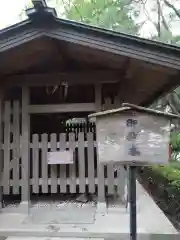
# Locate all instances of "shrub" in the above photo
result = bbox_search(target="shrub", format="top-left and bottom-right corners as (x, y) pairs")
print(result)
(139, 164), (180, 223)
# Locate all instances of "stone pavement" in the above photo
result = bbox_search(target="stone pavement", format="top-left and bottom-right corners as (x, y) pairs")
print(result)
(0, 182), (178, 240)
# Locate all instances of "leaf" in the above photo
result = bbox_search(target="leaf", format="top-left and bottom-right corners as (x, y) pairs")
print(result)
(172, 35), (180, 45)
(64, 0), (140, 35)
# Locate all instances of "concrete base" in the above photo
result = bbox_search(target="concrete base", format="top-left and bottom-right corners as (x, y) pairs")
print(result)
(96, 202), (107, 215)
(0, 191), (2, 210)
(18, 202), (30, 214)
(4, 235), (180, 240)
(7, 238), (104, 240)
(0, 182), (178, 240)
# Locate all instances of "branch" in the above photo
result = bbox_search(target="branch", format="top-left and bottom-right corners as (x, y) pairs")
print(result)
(131, 0), (147, 3)
(173, 91), (180, 102)
(71, 2), (84, 22)
(61, 0), (84, 22)
(140, 1), (160, 34)
(163, 0), (180, 19)
(157, 0), (171, 32)
(143, 5), (159, 33)
(166, 94), (180, 115)
(157, 0), (161, 37)
(60, 0), (69, 15)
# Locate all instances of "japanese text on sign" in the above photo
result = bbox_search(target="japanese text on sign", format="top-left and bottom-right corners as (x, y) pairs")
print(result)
(126, 118), (141, 156)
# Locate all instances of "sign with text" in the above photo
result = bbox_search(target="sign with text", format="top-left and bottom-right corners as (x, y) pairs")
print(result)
(47, 151), (73, 164)
(96, 112), (170, 165)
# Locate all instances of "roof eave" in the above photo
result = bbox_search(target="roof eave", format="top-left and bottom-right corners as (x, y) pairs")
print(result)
(0, 8), (180, 72)
(88, 103), (180, 119)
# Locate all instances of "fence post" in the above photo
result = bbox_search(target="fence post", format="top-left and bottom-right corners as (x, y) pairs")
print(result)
(3, 101), (10, 195)
(0, 91), (4, 209)
(95, 83), (106, 214)
(20, 86), (30, 213)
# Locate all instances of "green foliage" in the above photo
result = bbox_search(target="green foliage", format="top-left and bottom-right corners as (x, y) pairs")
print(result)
(170, 132), (180, 152)
(169, 161), (180, 170)
(65, 0), (140, 35)
(140, 165), (180, 223)
(151, 164), (180, 183)
(171, 35), (180, 45)
(149, 164), (180, 198)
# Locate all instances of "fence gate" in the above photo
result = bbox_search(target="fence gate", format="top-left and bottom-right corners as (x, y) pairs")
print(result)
(1, 99), (125, 202)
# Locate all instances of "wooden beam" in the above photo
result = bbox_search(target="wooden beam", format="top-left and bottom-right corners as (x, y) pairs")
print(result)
(28, 103), (96, 114)
(49, 27), (180, 70)
(2, 177), (122, 187)
(1, 71), (121, 87)
(95, 83), (102, 111)
(142, 72), (180, 107)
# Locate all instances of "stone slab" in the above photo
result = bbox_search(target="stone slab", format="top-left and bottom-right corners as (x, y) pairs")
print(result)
(0, 182), (178, 240)
(7, 238), (104, 240)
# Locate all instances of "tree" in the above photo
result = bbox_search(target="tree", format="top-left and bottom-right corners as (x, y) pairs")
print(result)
(63, 0), (141, 35)
(131, 0), (180, 44)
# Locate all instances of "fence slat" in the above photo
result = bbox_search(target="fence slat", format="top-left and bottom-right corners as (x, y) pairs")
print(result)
(0, 97), (3, 208)
(59, 133), (66, 193)
(21, 86), (30, 203)
(87, 132), (95, 193)
(50, 133), (58, 193)
(3, 101), (11, 194)
(32, 134), (39, 193)
(12, 101), (20, 194)
(114, 96), (120, 108)
(41, 134), (48, 193)
(78, 132), (85, 193)
(107, 164), (114, 195)
(98, 161), (105, 201)
(117, 166), (125, 199)
(69, 133), (76, 193)
(104, 98), (112, 110)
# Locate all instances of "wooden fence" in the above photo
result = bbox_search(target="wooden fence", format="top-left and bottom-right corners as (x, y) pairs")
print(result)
(1, 100), (125, 199)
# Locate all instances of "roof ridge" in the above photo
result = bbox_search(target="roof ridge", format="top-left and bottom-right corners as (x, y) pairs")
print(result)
(26, 0), (57, 20)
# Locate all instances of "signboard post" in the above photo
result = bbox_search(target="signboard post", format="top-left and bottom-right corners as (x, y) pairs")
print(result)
(89, 102), (179, 240)
(126, 116), (139, 240)
(129, 165), (136, 240)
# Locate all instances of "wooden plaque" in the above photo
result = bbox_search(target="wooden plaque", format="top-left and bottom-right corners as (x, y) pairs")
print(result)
(47, 151), (73, 164)
(96, 113), (170, 165)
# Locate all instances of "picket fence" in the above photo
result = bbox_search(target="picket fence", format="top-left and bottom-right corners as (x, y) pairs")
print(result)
(1, 100), (125, 199)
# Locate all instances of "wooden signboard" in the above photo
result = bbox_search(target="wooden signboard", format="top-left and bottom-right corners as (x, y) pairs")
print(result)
(47, 151), (73, 164)
(89, 103), (179, 240)
(96, 112), (170, 165)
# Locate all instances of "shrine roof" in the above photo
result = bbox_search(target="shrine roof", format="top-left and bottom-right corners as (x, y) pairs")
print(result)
(1, 1), (180, 106)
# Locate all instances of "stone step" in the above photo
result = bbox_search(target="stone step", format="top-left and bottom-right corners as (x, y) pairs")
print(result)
(6, 235), (180, 240)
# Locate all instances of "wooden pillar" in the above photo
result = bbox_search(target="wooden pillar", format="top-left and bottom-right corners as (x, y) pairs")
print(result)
(20, 86), (30, 213)
(117, 87), (126, 202)
(95, 83), (105, 202)
(0, 90), (4, 209)
(95, 83), (102, 112)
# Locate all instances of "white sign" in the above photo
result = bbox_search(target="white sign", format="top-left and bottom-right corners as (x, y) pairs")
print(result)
(47, 151), (74, 164)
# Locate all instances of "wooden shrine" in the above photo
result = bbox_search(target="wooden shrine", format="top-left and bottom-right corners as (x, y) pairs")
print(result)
(0, 0), (180, 210)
